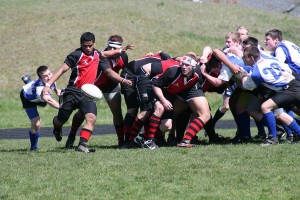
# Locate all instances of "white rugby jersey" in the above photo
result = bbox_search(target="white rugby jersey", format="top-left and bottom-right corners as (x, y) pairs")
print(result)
(243, 54), (295, 91)
(22, 79), (57, 102)
(274, 40), (300, 75)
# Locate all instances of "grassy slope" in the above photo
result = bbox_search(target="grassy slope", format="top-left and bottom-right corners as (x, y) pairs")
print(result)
(0, 0), (299, 128)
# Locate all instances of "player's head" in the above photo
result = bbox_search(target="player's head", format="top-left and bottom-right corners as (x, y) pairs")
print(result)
(80, 32), (95, 55)
(225, 32), (241, 48)
(242, 37), (258, 50)
(243, 46), (260, 66)
(37, 65), (53, 83)
(265, 29), (282, 51)
(236, 26), (249, 41)
(107, 35), (123, 50)
(181, 54), (197, 77)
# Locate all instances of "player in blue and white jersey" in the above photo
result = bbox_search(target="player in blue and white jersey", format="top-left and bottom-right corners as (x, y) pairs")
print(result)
(265, 29), (300, 75)
(242, 46), (300, 146)
(20, 66), (61, 150)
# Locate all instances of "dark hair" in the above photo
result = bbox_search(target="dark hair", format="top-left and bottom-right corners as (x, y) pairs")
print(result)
(242, 37), (258, 47)
(265, 29), (283, 41)
(36, 65), (48, 78)
(80, 32), (95, 44)
(108, 35), (123, 43)
(243, 46), (260, 60)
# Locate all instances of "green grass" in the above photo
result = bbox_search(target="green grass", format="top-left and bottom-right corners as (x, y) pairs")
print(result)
(1, 129), (300, 200)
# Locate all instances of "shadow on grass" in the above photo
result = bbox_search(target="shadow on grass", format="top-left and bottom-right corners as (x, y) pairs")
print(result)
(0, 148), (29, 153)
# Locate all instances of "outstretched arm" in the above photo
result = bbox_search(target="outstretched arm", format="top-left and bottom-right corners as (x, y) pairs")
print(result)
(42, 63), (70, 96)
(212, 48), (242, 74)
(200, 64), (227, 87)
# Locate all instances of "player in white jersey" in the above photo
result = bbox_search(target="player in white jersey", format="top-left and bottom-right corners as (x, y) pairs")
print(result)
(265, 29), (300, 75)
(20, 66), (61, 150)
(242, 46), (300, 146)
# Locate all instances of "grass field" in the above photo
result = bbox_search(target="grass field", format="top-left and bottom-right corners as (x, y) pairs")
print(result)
(1, 0), (300, 199)
(1, 130), (300, 200)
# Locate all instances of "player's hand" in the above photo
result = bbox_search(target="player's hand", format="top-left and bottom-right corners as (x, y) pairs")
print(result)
(199, 56), (208, 64)
(161, 99), (173, 111)
(200, 64), (207, 75)
(231, 65), (242, 74)
(42, 86), (52, 96)
(121, 79), (133, 87)
(121, 43), (135, 52)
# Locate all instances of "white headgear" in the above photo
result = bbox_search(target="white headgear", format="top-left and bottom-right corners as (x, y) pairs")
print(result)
(181, 56), (197, 67)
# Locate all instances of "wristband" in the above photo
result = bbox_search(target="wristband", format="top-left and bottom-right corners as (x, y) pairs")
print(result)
(121, 78), (125, 83)
(45, 83), (51, 87)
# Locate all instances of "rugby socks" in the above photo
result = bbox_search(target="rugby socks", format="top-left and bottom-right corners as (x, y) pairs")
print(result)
(115, 124), (124, 143)
(68, 113), (84, 139)
(79, 128), (93, 145)
(123, 113), (136, 142)
(183, 118), (204, 142)
(287, 120), (300, 136)
(155, 128), (165, 141)
(129, 117), (144, 141)
(281, 123), (293, 136)
(29, 131), (40, 150)
(148, 114), (161, 139)
(235, 112), (251, 139)
(142, 118), (149, 138)
(212, 108), (225, 126)
(204, 116), (217, 138)
(255, 119), (266, 138)
(263, 112), (277, 138)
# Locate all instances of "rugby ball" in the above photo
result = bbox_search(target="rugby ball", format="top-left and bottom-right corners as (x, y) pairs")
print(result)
(81, 84), (103, 100)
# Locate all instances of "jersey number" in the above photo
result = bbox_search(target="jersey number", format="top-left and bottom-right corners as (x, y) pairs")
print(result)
(263, 63), (285, 80)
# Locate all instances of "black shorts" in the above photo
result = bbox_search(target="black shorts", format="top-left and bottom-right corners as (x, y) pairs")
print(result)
(57, 87), (97, 124)
(20, 90), (47, 109)
(177, 84), (205, 102)
(122, 84), (139, 110)
(271, 79), (300, 108)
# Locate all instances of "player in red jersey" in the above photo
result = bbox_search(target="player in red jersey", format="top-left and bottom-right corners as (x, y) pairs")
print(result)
(151, 53), (211, 148)
(121, 52), (170, 147)
(127, 53), (181, 148)
(94, 35), (133, 147)
(42, 32), (133, 153)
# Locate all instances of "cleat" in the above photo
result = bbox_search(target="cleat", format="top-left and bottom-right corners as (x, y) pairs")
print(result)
(261, 137), (279, 147)
(253, 134), (267, 140)
(65, 136), (75, 149)
(166, 137), (177, 147)
(282, 135), (293, 144)
(21, 74), (31, 84)
(209, 133), (231, 144)
(155, 138), (167, 147)
(30, 147), (38, 151)
(144, 139), (159, 150)
(177, 140), (195, 148)
(77, 144), (95, 153)
(231, 136), (252, 144)
(53, 128), (63, 142)
(191, 136), (208, 145)
(127, 140), (143, 149)
(133, 134), (145, 148)
(118, 141), (124, 148)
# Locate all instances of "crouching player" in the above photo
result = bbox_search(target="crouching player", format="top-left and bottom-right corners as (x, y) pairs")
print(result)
(20, 66), (60, 151)
(151, 53), (211, 148)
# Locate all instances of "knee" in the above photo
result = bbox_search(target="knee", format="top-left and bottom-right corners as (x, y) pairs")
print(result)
(200, 113), (211, 124)
(86, 114), (97, 124)
(154, 103), (165, 116)
(160, 119), (172, 132)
